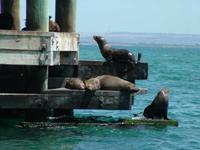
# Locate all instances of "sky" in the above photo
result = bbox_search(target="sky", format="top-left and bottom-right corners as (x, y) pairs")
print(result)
(19, 0), (200, 34)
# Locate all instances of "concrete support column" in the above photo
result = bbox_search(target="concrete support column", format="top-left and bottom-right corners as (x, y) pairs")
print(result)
(56, 0), (76, 32)
(26, 0), (49, 31)
(1, 0), (20, 30)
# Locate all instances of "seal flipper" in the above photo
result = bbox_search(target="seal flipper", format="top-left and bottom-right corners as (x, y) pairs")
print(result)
(143, 104), (154, 119)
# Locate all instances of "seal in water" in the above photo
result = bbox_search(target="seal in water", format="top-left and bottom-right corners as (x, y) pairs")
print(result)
(65, 78), (85, 90)
(143, 89), (169, 120)
(93, 35), (135, 64)
(84, 75), (139, 93)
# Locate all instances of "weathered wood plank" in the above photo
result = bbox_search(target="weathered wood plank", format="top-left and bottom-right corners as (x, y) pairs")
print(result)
(0, 89), (132, 110)
(0, 30), (79, 65)
(0, 30), (79, 51)
(49, 61), (148, 81)
(79, 61), (148, 80)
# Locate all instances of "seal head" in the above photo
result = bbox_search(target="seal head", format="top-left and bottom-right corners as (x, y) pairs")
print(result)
(65, 78), (85, 90)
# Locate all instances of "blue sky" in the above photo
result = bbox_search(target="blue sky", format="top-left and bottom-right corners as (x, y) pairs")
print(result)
(19, 0), (200, 34)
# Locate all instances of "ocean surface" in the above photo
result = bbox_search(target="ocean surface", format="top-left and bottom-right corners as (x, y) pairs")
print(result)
(0, 41), (200, 149)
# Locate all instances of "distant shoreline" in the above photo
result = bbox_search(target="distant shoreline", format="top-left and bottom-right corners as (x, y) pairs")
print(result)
(79, 32), (200, 48)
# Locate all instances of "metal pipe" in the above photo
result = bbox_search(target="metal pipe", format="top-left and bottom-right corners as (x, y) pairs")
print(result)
(56, 0), (76, 32)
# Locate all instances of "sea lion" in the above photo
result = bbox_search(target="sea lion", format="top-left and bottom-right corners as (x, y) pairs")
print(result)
(84, 77), (101, 91)
(84, 75), (139, 93)
(49, 16), (60, 32)
(93, 35), (135, 64)
(65, 78), (85, 90)
(143, 89), (169, 120)
(0, 13), (13, 29)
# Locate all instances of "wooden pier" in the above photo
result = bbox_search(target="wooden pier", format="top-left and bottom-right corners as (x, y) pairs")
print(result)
(0, 0), (148, 122)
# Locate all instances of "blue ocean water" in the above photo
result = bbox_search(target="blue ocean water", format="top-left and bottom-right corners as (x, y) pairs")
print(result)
(0, 44), (200, 150)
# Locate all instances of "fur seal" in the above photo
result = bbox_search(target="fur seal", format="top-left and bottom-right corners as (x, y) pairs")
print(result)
(65, 78), (85, 90)
(84, 75), (139, 93)
(49, 16), (60, 32)
(0, 13), (13, 30)
(84, 77), (101, 91)
(93, 35), (135, 64)
(143, 89), (169, 120)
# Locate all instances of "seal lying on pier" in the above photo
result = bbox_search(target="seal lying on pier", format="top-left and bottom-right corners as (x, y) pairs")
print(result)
(143, 89), (169, 120)
(93, 35), (136, 64)
(84, 75), (139, 93)
(65, 78), (85, 90)
(0, 13), (13, 29)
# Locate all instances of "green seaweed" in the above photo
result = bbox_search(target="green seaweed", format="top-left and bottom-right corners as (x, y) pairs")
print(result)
(19, 116), (178, 128)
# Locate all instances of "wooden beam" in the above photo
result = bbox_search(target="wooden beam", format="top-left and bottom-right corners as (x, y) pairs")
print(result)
(1, 0), (20, 30)
(56, 0), (76, 32)
(78, 61), (148, 80)
(0, 89), (132, 110)
(49, 61), (148, 82)
(0, 31), (79, 65)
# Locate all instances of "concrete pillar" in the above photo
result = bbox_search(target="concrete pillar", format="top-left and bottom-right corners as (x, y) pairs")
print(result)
(56, 0), (76, 32)
(26, 0), (49, 31)
(1, 0), (20, 30)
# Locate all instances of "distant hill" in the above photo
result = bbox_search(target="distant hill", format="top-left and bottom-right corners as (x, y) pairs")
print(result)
(79, 32), (200, 48)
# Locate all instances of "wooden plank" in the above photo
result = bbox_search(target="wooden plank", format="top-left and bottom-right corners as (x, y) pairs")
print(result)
(0, 30), (79, 65)
(49, 61), (148, 80)
(79, 61), (148, 80)
(0, 30), (79, 51)
(0, 89), (132, 110)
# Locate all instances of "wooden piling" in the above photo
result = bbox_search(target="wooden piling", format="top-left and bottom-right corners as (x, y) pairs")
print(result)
(55, 0), (76, 32)
(55, 0), (77, 118)
(1, 0), (20, 30)
(26, 0), (49, 31)
(25, 0), (49, 121)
